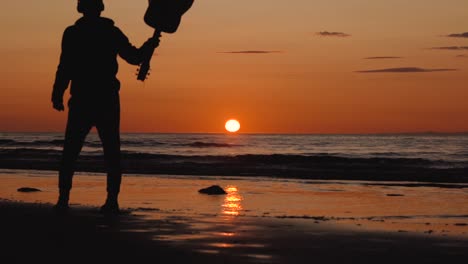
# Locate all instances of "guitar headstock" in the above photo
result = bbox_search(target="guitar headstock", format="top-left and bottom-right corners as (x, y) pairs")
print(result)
(137, 62), (151, 81)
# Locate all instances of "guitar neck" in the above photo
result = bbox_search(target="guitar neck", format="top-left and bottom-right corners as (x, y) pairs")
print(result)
(137, 30), (162, 81)
(153, 29), (162, 39)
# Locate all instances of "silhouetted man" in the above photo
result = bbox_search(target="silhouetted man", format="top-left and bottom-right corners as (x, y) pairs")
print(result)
(52, 0), (158, 213)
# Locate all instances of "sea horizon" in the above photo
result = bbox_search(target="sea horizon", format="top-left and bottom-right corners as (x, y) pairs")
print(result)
(2, 131), (468, 136)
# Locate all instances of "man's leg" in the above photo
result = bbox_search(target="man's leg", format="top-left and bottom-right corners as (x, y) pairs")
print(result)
(56, 104), (92, 208)
(96, 95), (121, 212)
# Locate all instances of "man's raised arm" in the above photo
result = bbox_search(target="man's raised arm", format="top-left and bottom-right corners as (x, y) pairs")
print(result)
(115, 28), (159, 66)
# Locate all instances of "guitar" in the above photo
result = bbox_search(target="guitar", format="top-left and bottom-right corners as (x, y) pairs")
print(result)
(137, 0), (195, 81)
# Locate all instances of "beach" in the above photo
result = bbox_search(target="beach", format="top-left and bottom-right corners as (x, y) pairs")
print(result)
(1, 170), (468, 263)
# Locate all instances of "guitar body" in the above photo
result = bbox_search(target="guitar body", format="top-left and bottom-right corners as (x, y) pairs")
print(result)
(144, 0), (194, 33)
(137, 0), (194, 81)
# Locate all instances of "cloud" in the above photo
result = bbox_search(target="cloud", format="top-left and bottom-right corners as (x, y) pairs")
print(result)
(356, 67), (458, 73)
(446, 32), (468, 38)
(364, 56), (402, 60)
(316, 31), (351, 37)
(218, 50), (283, 54)
(431, 46), (468, 50)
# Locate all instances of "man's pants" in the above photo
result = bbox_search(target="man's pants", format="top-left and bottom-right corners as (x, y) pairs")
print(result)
(58, 94), (121, 198)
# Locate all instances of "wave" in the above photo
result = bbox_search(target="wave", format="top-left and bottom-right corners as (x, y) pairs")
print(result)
(175, 141), (242, 148)
(0, 148), (467, 183)
(33, 140), (65, 146)
(0, 139), (64, 147)
(0, 139), (15, 145)
(0, 148), (459, 165)
(0, 139), (232, 148)
(367, 152), (403, 157)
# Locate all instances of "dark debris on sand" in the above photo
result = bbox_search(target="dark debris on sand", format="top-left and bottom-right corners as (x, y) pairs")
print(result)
(198, 185), (227, 195)
(17, 187), (41, 192)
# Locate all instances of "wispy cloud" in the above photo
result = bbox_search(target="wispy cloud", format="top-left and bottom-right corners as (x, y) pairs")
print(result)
(364, 56), (402, 60)
(431, 46), (468, 50)
(316, 31), (351, 37)
(446, 32), (468, 38)
(218, 50), (283, 54)
(356, 67), (458, 73)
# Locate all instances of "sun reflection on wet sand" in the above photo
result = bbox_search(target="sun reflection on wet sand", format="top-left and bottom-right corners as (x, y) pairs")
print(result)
(214, 232), (235, 237)
(222, 186), (243, 216)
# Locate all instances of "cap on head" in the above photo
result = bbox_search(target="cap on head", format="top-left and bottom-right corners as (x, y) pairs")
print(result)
(77, 0), (105, 14)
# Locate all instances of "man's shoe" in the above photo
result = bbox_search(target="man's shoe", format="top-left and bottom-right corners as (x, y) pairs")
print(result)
(53, 190), (70, 213)
(99, 200), (120, 215)
(53, 201), (69, 214)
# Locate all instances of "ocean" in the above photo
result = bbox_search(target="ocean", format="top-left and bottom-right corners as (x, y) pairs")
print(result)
(1, 133), (467, 240)
(0, 133), (467, 182)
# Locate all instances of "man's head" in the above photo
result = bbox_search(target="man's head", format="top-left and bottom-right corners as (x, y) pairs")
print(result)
(77, 0), (105, 16)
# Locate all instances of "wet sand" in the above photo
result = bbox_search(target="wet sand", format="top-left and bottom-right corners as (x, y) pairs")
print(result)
(1, 200), (468, 264)
(1, 170), (468, 263)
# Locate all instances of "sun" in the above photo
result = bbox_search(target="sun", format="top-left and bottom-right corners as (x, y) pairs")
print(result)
(225, 119), (240, 133)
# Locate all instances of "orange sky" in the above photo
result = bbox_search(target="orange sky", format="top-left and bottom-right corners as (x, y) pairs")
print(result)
(1, 0), (467, 133)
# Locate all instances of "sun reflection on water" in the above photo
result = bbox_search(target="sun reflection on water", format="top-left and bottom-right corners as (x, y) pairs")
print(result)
(222, 186), (243, 216)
